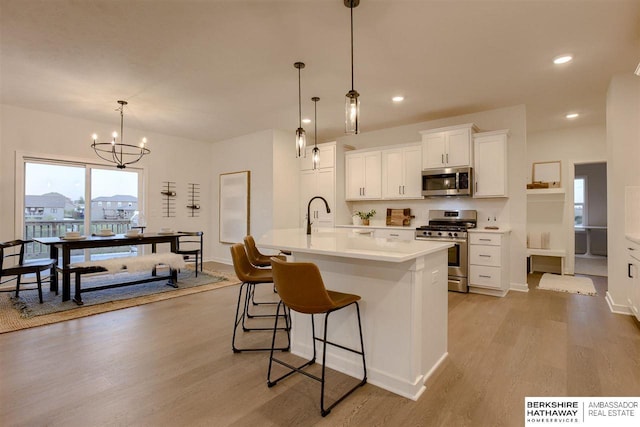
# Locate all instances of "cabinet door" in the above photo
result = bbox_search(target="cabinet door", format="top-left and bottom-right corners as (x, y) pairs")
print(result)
(300, 143), (336, 170)
(445, 128), (471, 167)
(402, 145), (423, 197)
(422, 133), (446, 169)
(382, 149), (404, 198)
(345, 154), (365, 200)
(315, 168), (335, 227)
(474, 132), (507, 198)
(362, 151), (382, 199)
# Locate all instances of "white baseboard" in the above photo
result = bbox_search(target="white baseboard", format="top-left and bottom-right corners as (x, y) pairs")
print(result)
(510, 282), (529, 292)
(605, 291), (633, 315)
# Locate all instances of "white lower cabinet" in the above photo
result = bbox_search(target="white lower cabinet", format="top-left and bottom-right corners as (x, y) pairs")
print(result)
(626, 238), (640, 321)
(373, 228), (415, 241)
(468, 230), (510, 297)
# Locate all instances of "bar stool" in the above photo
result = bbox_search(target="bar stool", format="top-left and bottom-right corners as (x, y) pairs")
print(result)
(243, 235), (286, 267)
(267, 257), (367, 417)
(243, 235), (285, 305)
(229, 243), (290, 353)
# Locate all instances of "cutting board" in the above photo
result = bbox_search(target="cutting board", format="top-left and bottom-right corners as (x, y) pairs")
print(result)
(386, 208), (412, 226)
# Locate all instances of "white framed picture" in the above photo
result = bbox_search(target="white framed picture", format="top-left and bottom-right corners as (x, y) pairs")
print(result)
(219, 171), (250, 243)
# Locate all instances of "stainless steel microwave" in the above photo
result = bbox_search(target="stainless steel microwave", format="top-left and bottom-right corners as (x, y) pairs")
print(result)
(421, 167), (473, 197)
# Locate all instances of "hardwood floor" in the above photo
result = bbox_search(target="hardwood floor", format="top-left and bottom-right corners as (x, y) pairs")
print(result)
(0, 267), (638, 426)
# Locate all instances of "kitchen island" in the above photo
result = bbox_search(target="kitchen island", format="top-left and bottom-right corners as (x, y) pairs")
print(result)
(258, 228), (452, 400)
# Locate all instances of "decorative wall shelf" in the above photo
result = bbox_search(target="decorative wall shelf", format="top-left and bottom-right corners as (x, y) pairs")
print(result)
(161, 181), (176, 218)
(187, 183), (201, 217)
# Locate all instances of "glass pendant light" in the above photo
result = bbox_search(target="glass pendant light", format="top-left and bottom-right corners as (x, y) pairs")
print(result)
(345, 0), (360, 135)
(311, 96), (320, 170)
(294, 62), (307, 157)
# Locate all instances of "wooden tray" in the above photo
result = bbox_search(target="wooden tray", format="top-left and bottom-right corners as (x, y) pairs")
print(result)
(386, 208), (412, 226)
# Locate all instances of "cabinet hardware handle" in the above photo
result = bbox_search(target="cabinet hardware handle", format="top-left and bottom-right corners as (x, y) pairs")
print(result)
(479, 238), (491, 241)
(399, 185), (402, 194)
(390, 233), (399, 237)
(629, 263), (634, 279)
(479, 275), (491, 278)
(402, 185), (405, 194)
(629, 247), (636, 251)
(446, 153), (449, 163)
(479, 254), (491, 257)
(441, 154), (444, 164)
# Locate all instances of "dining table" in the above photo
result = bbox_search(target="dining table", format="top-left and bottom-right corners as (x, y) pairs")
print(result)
(33, 232), (183, 301)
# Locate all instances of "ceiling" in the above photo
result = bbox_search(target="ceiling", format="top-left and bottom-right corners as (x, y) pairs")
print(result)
(1, 0), (639, 144)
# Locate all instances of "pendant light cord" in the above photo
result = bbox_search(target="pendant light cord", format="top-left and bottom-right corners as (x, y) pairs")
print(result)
(298, 66), (302, 128)
(314, 99), (317, 147)
(350, 2), (355, 91)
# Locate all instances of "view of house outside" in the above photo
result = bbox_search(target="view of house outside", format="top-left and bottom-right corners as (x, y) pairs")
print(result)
(24, 162), (140, 260)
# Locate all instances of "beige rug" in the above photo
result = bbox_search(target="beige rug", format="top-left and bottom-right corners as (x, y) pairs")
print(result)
(537, 273), (597, 296)
(0, 263), (239, 334)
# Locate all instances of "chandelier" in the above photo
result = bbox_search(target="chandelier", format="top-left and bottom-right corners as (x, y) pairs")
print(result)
(91, 100), (150, 169)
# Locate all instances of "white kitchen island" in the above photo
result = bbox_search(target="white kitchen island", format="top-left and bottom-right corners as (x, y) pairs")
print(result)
(258, 228), (452, 400)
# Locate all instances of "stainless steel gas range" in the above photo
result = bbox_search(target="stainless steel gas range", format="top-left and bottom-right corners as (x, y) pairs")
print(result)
(415, 209), (477, 292)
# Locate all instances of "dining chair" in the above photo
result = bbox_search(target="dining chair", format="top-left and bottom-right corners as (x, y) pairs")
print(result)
(229, 243), (289, 353)
(0, 239), (56, 304)
(267, 257), (367, 417)
(176, 231), (203, 276)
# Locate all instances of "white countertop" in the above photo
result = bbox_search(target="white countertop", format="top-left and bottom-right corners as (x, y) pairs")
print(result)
(626, 234), (640, 245)
(258, 228), (452, 263)
(468, 227), (511, 234)
(335, 224), (420, 231)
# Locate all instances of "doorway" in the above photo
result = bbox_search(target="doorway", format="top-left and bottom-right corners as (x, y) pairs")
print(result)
(573, 161), (607, 277)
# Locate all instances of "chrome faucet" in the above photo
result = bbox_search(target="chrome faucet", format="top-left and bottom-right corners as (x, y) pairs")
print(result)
(306, 196), (331, 235)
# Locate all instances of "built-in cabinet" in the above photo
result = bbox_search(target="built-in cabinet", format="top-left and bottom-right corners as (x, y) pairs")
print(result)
(420, 123), (477, 169)
(345, 150), (382, 200)
(473, 130), (508, 198)
(626, 237), (640, 321)
(300, 142), (336, 228)
(373, 228), (415, 240)
(381, 144), (422, 199)
(468, 230), (511, 297)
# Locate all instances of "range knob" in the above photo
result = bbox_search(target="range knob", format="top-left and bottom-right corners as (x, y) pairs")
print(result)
(448, 232), (453, 237)
(437, 232), (442, 236)
(453, 232), (458, 237)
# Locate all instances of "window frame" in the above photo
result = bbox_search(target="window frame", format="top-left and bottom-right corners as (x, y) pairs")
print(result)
(574, 175), (587, 227)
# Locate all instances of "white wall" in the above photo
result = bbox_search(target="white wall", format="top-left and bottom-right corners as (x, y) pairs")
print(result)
(208, 129), (299, 263)
(0, 104), (212, 252)
(527, 125), (607, 273)
(606, 73), (640, 313)
(336, 105), (529, 290)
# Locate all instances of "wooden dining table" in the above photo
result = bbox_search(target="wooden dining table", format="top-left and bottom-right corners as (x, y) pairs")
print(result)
(33, 232), (183, 301)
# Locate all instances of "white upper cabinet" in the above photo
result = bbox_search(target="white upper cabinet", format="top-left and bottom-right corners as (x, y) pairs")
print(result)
(381, 144), (422, 199)
(299, 143), (336, 171)
(345, 150), (382, 200)
(473, 130), (509, 198)
(420, 123), (477, 169)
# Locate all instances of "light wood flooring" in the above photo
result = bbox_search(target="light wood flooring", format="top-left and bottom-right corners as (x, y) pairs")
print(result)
(0, 265), (638, 426)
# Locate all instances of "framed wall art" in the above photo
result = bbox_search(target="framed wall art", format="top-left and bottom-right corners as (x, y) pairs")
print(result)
(219, 171), (250, 243)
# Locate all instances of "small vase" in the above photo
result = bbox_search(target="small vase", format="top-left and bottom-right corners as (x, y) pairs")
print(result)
(362, 219), (370, 226)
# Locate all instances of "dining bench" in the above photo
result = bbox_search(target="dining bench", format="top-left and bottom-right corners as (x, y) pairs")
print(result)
(69, 253), (186, 305)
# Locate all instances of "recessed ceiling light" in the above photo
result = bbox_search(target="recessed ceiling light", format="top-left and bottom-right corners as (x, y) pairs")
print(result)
(392, 96), (404, 102)
(553, 55), (573, 65)
(566, 113), (579, 119)
(302, 118), (311, 124)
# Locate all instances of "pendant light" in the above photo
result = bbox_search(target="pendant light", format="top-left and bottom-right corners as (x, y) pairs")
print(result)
(311, 96), (320, 170)
(345, 0), (360, 135)
(294, 62), (307, 157)
(91, 100), (150, 169)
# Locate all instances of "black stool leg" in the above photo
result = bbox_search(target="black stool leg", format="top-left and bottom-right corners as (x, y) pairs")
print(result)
(36, 270), (43, 304)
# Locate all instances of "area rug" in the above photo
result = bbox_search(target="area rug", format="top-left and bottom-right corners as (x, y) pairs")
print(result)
(0, 263), (239, 333)
(537, 273), (597, 296)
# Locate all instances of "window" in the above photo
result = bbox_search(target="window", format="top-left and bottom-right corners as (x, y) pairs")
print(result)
(574, 176), (586, 226)
(20, 156), (143, 261)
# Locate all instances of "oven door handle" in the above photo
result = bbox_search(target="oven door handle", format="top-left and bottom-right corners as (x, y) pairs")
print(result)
(416, 237), (467, 244)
